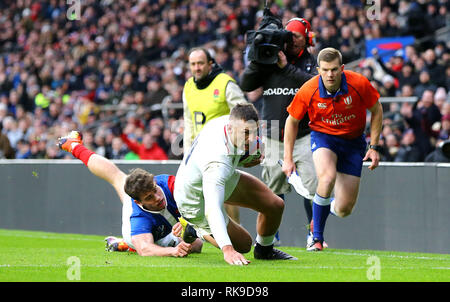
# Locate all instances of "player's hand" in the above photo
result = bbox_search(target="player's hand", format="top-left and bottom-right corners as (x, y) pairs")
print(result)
(172, 222), (182, 237)
(277, 51), (288, 69)
(171, 241), (192, 257)
(363, 149), (380, 171)
(222, 245), (250, 266)
(282, 158), (296, 177)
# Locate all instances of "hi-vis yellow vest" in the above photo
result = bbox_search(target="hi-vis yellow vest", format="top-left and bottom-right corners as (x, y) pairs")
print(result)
(184, 73), (234, 138)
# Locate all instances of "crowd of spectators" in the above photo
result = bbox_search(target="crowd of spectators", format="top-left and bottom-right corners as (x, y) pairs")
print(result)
(0, 0), (449, 162)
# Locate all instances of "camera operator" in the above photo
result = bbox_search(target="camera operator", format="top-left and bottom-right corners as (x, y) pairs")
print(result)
(240, 17), (319, 248)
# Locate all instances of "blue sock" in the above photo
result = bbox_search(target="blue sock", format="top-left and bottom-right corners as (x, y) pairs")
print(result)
(312, 194), (331, 242)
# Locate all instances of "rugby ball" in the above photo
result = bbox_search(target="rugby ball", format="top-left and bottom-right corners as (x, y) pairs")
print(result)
(238, 137), (263, 166)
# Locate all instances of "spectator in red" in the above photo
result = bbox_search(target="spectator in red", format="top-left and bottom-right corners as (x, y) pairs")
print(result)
(120, 131), (168, 160)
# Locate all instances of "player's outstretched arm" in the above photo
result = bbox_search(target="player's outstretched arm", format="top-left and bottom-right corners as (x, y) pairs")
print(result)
(131, 233), (191, 257)
(58, 131), (128, 202)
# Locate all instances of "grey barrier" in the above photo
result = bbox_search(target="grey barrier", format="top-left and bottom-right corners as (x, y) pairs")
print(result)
(0, 160), (448, 254)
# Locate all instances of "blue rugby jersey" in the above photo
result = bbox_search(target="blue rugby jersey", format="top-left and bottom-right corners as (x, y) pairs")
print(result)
(129, 174), (180, 241)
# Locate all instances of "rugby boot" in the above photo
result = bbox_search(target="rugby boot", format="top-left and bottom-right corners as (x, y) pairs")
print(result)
(254, 243), (298, 260)
(58, 130), (83, 152)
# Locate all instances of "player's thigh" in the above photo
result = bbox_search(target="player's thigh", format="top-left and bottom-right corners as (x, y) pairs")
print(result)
(334, 172), (361, 212)
(226, 170), (283, 214)
(312, 147), (337, 180)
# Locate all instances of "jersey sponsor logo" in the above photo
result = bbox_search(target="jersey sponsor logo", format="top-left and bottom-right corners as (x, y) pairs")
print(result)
(321, 113), (356, 126)
(317, 102), (327, 109)
(263, 87), (299, 96)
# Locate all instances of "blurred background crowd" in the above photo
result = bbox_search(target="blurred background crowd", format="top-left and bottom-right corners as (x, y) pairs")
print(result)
(0, 0), (449, 162)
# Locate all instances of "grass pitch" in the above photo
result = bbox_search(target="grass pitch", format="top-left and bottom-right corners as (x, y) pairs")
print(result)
(1, 229), (449, 282)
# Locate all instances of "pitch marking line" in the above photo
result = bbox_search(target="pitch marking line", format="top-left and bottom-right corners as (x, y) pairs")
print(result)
(1, 264), (449, 270)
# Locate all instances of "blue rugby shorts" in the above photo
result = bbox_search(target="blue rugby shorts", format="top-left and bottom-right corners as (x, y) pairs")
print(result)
(310, 130), (367, 177)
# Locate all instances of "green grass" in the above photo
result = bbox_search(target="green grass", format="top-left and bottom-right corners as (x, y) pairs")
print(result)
(0, 229), (449, 282)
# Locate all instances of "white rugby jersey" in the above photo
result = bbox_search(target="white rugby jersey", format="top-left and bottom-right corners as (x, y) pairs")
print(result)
(174, 115), (247, 249)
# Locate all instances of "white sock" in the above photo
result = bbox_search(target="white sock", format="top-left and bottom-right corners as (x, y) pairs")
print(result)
(256, 234), (275, 246)
(330, 199), (343, 217)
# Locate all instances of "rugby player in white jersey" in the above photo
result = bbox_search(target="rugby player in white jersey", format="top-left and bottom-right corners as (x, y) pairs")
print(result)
(174, 103), (297, 265)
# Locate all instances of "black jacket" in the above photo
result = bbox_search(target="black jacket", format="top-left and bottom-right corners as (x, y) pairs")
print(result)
(240, 50), (316, 141)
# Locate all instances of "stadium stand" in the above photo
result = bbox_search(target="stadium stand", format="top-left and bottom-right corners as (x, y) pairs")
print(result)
(0, 0), (448, 161)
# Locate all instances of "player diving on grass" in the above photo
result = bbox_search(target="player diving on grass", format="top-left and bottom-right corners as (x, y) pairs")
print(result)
(174, 103), (297, 265)
(57, 131), (203, 257)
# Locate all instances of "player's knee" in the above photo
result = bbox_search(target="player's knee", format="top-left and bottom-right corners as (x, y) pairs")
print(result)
(271, 195), (285, 215)
(318, 175), (335, 190)
(235, 239), (252, 254)
(259, 193), (284, 217)
(232, 232), (253, 253)
(335, 204), (353, 217)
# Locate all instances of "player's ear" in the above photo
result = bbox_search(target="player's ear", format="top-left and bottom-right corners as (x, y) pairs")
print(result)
(340, 64), (345, 72)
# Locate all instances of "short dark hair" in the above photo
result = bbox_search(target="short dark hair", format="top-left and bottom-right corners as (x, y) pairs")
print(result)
(230, 103), (259, 123)
(124, 168), (156, 201)
(317, 47), (342, 66)
(188, 47), (213, 63)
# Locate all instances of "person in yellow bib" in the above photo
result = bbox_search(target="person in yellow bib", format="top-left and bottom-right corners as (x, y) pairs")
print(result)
(183, 47), (249, 224)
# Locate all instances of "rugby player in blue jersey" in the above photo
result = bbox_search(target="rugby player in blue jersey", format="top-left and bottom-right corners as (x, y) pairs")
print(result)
(58, 131), (203, 257)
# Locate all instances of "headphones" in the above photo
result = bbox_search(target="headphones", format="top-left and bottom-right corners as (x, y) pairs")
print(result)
(286, 18), (316, 47)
